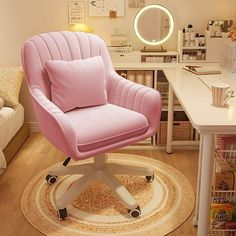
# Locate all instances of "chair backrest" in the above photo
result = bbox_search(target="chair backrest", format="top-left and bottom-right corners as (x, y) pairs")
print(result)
(22, 31), (114, 99)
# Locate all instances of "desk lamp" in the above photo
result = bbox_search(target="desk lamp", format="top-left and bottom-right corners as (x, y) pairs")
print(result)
(70, 23), (93, 33)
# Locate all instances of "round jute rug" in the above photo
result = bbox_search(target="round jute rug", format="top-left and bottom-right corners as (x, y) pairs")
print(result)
(21, 153), (195, 236)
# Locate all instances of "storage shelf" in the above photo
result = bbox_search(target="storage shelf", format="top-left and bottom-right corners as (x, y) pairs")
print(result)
(182, 46), (207, 50)
(209, 230), (236, 236)
(214, 149), (236, 164)
(210, 135), (236, 234)
(211, 191), (236, 201)
(178, 30), (207, 62)
(181, 59), (207, 63)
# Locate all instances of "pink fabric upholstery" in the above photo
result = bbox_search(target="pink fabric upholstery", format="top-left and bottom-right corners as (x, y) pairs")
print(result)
(21, 31), (162, 161)
(45, 56), (107, 112)
(65, 104), (148, 152)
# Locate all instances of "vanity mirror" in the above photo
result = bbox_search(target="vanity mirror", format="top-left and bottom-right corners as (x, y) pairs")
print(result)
(134, 4), (174, 52)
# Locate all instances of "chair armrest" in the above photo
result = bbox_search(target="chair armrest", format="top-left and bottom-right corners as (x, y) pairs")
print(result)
(30, 87), (79, 158)
(107, 72), (162, 134)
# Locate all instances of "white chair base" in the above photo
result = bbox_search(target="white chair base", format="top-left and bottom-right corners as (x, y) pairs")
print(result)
(47, 153), (154, 218)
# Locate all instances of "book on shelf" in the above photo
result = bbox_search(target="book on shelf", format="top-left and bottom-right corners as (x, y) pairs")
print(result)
(183, 65), (221, 75)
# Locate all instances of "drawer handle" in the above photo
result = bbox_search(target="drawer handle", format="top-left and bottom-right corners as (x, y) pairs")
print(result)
(173, 123), (180, 126)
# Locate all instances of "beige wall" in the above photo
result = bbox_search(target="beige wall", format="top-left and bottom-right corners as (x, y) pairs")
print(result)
(1, 0), (236, 122)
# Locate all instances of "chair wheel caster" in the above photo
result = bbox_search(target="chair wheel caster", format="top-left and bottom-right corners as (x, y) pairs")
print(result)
(57, 208), (67, 220)
(128, 206), (141, 218)
(46, 174), (57, 185)
(145, 175), (154, 182)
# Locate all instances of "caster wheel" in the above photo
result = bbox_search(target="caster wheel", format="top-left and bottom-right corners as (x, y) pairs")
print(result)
(128, 206), (141, 218)
(46, 174), (57, 185)
(145, 175), (154, 182)
(57, 208), (67, 220)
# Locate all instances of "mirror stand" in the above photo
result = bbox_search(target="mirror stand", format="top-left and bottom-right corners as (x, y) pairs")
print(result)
(140, 45), (167, 53)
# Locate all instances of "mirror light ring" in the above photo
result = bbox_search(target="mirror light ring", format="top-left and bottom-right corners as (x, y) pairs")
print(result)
(134, 4), (174, 46)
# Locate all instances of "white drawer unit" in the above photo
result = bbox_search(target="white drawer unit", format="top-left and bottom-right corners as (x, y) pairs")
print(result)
(109, 51), (178, 63)
(109, 52), (141, 63)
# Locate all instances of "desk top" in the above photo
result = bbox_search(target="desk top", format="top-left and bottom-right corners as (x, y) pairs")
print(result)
(163, 66), (236, 134)
(113, 62), (236, 134)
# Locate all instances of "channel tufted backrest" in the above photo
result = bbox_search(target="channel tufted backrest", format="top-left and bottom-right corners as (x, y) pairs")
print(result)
(22, 31), (114, 99)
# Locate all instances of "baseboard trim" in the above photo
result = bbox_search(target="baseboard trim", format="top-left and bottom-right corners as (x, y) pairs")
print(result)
(27, 122), (40, 132)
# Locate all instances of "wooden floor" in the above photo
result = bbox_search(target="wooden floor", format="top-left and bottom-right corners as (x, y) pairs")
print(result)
(0, 133), (198, 236)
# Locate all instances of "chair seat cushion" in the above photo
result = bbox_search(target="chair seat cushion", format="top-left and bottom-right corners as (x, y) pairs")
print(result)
(65, 104), (149, 152)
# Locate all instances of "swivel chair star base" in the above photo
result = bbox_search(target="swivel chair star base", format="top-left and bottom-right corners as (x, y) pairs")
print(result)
(46, 153), (154, 219)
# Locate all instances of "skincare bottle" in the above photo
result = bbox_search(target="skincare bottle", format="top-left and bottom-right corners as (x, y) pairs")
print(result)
(195, 33), (200, 47)
(182, 28), (186, 46)
(188, 25), (195, 47)
(184, 27), (190, 47)
(200, 35), (205, 46)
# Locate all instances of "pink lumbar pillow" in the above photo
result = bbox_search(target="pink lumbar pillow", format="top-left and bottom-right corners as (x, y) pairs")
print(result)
(45, 56), (107, 112)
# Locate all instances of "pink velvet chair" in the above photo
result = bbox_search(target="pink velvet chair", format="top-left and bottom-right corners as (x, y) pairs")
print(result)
(22, 31), (161, 220)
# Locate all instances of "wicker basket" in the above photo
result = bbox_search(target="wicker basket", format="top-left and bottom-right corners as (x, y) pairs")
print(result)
(157, 121), (194, 145)
(157, 82), (180, 105)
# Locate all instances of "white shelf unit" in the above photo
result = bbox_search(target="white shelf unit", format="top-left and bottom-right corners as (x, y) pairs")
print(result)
(109, 51), (178, 63)
(210, 136), (236, 235)
(177, 30), (207, 62)
(178, 30), (229, 63)
(110, 53), (199, 149)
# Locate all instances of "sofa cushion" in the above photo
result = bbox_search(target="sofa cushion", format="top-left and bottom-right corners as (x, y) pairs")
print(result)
(45, 56), (107, 112)
(0, 104), (24, 150)
(65, 104), (149, 152)
(0, 67), (24, 108)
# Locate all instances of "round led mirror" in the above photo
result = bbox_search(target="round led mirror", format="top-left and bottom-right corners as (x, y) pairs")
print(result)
(134, 4), (174, 47)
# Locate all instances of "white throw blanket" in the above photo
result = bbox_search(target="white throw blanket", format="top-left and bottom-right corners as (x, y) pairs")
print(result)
(0, 148), (6, 175)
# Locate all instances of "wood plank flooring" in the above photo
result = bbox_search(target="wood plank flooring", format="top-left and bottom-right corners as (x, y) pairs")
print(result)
(0, 133), (198, 236)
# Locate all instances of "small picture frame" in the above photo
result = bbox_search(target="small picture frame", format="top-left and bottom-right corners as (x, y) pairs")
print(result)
(208, 20), (233, 37)
(68, 1), (84, 24)
(128, 0), (145, 8)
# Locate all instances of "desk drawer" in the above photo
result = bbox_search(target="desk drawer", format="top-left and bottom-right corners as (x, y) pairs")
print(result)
(110, 53), (140, 63)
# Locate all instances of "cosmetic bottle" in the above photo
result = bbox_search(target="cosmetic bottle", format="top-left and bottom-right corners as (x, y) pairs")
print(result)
(199, 35), (205, 46)
(184, 27), (190, 47)
(182, 28), (186, 46)
(188, 25), (195, 47)
(195, 33), (200, 47)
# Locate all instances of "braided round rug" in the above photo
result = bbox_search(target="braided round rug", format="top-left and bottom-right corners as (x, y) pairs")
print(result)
(21, 153), (195, 236)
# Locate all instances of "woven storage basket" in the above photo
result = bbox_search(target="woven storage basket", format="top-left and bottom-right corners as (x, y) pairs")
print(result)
(157, 121), (194, 145)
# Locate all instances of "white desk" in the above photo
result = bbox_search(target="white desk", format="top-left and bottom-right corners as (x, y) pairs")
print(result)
(164, 66), (236, 236)
(113, 62), (236, 235)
